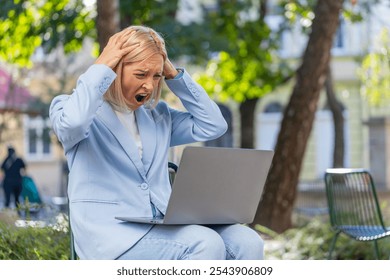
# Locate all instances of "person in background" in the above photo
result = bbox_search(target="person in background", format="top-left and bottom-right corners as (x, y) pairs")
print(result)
(1, 146), (26, 208)
(50, 25), (264, 260)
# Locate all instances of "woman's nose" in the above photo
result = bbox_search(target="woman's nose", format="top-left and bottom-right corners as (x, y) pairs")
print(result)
(142, 80), (154, 92)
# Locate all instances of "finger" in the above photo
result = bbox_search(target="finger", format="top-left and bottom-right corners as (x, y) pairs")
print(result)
(122, 40), (140, 49)
(117, 29), (135, 44)
(120, 28), (136, 38)
(109, 31), (124, 43)
(119, 34), (137, 49)
(109, 30), (128, 45)
(120, 43), (140, 56)
(126, 42), (140, 48)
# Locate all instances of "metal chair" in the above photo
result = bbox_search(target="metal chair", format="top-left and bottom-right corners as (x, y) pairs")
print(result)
(324, 168), (390, 259)
(69, 161), (178, 260)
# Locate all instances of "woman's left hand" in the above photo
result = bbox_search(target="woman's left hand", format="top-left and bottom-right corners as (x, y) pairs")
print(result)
(163, 57), (179, 80)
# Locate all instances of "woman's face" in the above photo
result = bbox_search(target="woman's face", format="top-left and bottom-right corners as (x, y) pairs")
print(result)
(121, 53), (164, 110)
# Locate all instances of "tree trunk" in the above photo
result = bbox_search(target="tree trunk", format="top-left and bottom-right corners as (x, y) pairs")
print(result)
(325, 65), (345, 168)
(239, 98), (258, 149)
(251, 0), (344, 233)
(96, 0), (120, 53)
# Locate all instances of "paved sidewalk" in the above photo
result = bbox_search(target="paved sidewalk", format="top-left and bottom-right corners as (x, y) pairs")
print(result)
(0, 190), (20, 210)
(0, 188), (68, 224)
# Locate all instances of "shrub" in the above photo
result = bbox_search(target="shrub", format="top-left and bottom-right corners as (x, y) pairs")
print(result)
(0, 213), (70, 260)
(260, 218), (390, 260)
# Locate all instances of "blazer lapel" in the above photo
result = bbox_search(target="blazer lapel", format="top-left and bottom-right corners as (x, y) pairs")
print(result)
(135, 106), (157, 175)
(96, 102), (147, 179)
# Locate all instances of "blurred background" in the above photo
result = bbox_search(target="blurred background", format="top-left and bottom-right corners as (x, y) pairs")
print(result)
(0, 0), (389, 234)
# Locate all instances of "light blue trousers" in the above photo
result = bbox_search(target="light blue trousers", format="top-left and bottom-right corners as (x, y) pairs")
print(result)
(117, 224), (264, 260)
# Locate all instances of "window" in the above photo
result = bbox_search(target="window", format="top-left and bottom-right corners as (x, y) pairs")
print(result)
(332, 17), (346, 55)
(257, 102), (284, 150)
(264, 102), (283, 113)
(24, 115), (53, 160)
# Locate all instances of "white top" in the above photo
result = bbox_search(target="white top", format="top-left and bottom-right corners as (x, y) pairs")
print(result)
(114, 109), (143, 159)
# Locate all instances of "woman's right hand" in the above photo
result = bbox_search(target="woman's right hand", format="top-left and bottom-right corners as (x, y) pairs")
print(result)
(94, 28), (139, 69)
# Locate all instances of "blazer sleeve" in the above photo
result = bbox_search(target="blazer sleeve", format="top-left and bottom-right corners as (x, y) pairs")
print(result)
(49, 64), (117, 152)
(165, 69), (228, 146)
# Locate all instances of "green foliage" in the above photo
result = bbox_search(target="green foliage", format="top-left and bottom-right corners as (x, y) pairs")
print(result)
(279, 0), (367, 33)
(357, 28), (390, 105)
(282, 0), (316, 30)
(120, 0), (179, 26)
(195, 1), (291, 103)
(262, 218), (390, 260)
(195, 52), (289, 102)
(119, 0), (223, 63)
(0, 218), (70, 260)
(0, 0), (96, 67)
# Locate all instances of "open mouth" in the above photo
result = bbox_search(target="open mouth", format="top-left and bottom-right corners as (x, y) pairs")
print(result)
(135, 94), (148, 103)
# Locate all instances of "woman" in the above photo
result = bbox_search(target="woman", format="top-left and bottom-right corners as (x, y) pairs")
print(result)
(50, 26), (264, 260)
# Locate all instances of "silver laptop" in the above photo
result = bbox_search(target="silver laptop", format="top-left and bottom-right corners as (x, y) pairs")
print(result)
(115, 146), (274, 225)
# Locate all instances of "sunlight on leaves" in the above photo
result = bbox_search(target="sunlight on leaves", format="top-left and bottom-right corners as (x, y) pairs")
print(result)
(0, 0), (95, 67)
(358, 28), (390, 106)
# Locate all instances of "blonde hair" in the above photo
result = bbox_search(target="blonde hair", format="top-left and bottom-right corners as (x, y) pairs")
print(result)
(104, 26), (167, 110)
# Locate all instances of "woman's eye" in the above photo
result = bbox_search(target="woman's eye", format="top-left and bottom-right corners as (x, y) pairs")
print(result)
(154, 75), (162, 80)
(135, 73), (145, 77)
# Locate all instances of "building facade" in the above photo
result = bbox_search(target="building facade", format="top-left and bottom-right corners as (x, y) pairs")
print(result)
(256, 0), (390, 189)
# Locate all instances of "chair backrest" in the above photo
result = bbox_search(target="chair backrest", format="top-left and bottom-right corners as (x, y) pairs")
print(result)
(168, 161), (178, 185)
(324, 168), (386, 229)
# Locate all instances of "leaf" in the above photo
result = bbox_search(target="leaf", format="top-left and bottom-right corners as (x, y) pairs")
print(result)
(0, 0), (95, 67)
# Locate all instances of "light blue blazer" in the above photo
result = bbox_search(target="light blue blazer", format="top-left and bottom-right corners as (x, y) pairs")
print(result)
(49, 64), (227, 259)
